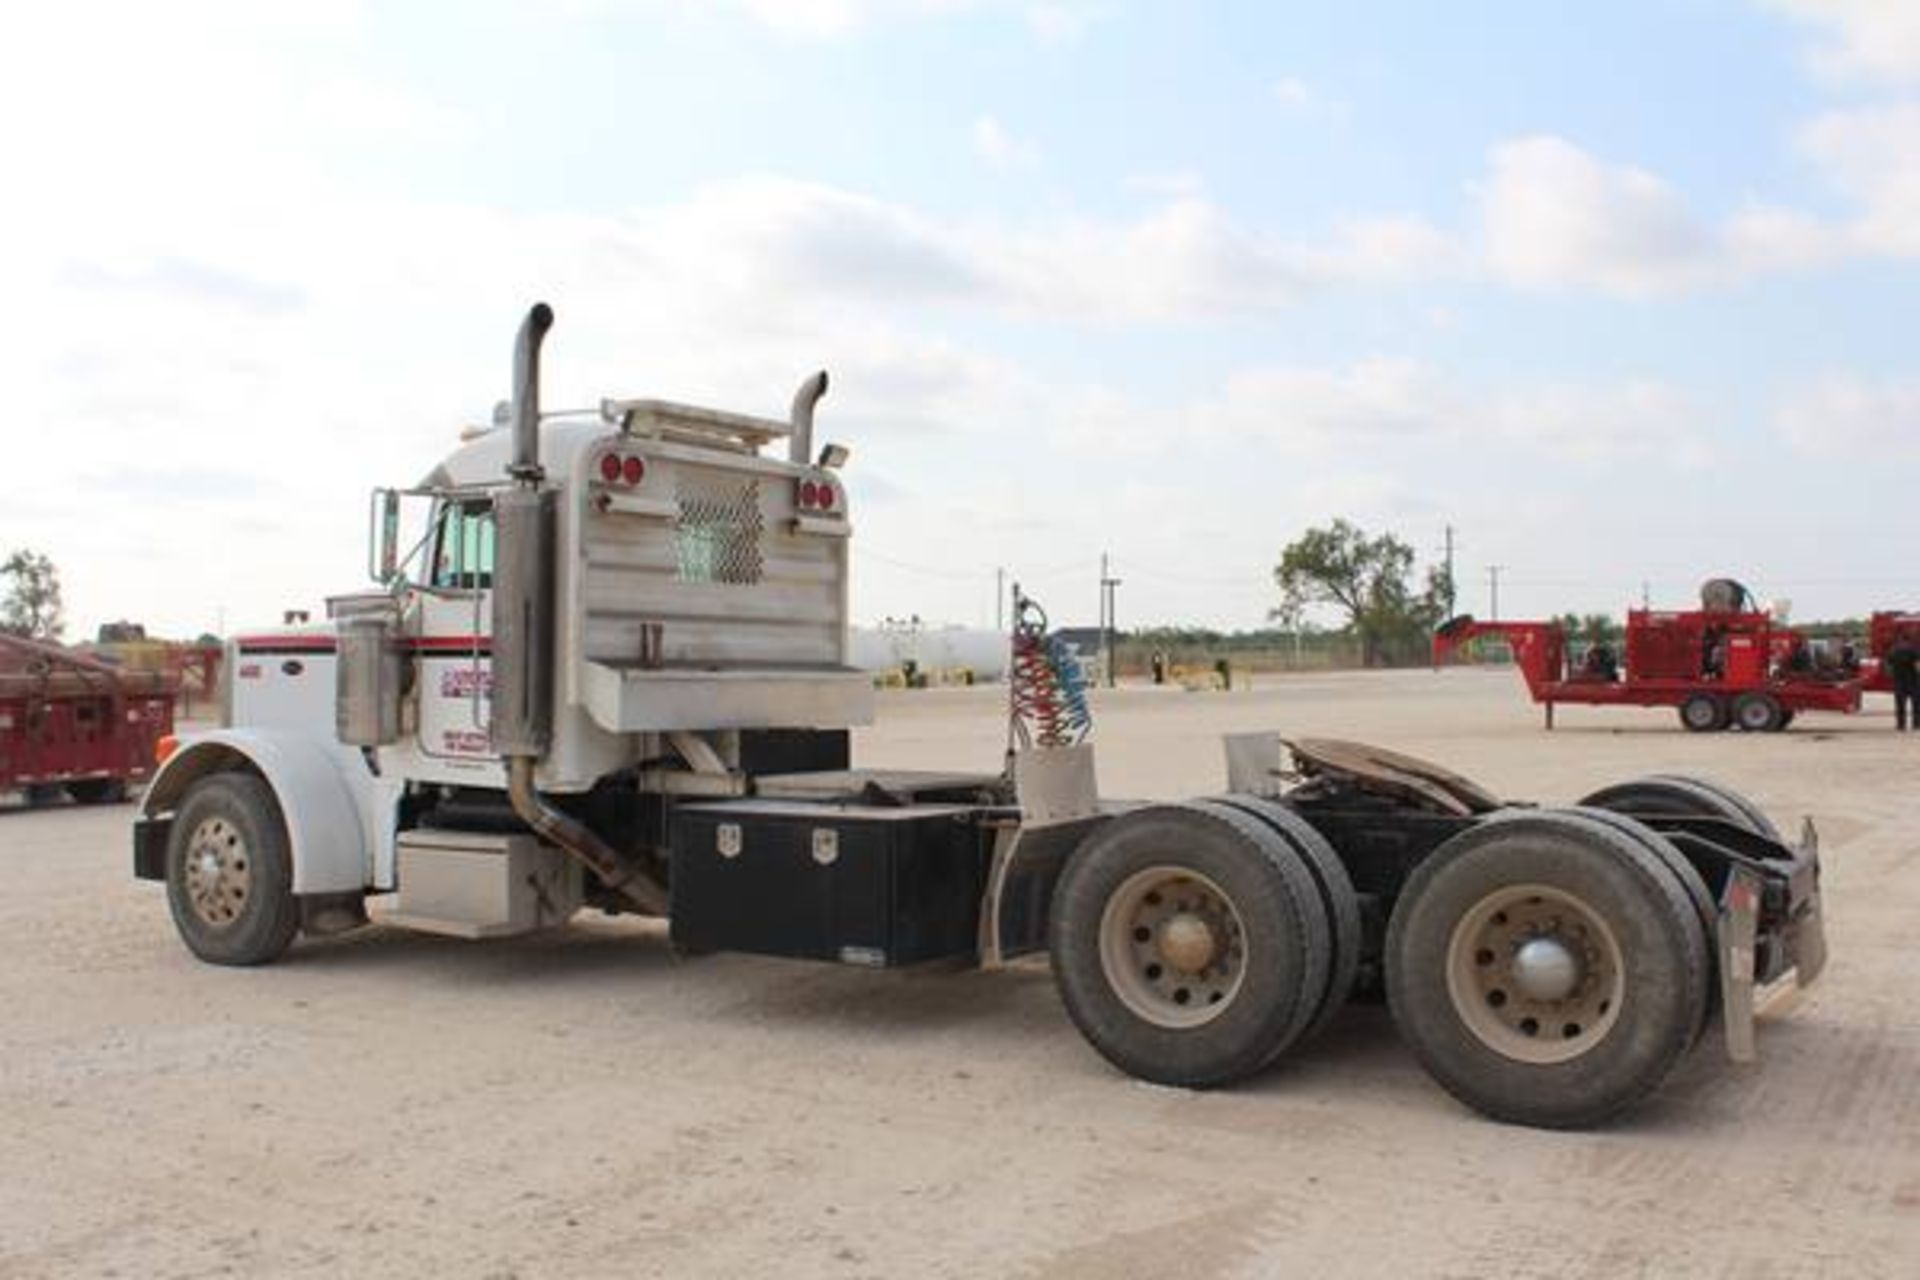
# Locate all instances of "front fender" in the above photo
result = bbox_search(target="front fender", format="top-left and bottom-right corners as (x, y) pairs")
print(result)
(140, 730), (374, 894)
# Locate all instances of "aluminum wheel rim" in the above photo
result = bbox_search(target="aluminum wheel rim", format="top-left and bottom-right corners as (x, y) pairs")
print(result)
(1738, 699), (1773, 730)
(183, 816), (252, 928)
(1445, 882), (1624, 1065)
(1098, 865), (1248, 1029)
(1684, 699), (1718, 729)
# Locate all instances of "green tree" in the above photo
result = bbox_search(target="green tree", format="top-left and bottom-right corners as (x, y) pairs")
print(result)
(1579, 613), (1618, 646)
(1, 549), (64, 641)
(1274, 520), (1445, 666)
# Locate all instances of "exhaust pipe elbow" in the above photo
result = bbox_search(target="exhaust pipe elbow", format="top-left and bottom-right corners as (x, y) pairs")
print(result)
(511, 303), (555, 479)
(506, 757), (669, 916)
(789, 369), (829, 466)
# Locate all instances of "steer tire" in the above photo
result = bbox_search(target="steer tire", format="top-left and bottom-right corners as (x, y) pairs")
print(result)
(1205, 794), (1362, 1042)
(165, 773), (301, 967)
(1385, 811), (1709, 1129)
(1578, 773), (1781, 842)
(1679, 694), (1727, 733)
(1050, 802), (1330, 1088)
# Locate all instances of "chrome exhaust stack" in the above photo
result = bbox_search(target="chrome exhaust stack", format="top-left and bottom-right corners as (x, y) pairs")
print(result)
(491, 303), (556, 757)
(788, 369), (829, 466)
(490, 303), (667, 915)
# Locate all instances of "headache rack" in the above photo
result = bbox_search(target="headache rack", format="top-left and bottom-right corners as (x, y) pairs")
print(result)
(600, 398), (793, 456)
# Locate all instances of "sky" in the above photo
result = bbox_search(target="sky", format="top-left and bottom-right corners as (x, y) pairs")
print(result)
(4, 0), (1918, 638)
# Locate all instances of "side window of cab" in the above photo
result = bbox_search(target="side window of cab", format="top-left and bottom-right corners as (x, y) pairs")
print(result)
(431, 501), (495, 591)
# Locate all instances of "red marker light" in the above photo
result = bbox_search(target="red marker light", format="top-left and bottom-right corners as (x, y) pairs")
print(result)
(800, 480), (819, 508)
(599, 453), (622, 483)
(817, 484), (835, 511)
(622, 456), (645, 486)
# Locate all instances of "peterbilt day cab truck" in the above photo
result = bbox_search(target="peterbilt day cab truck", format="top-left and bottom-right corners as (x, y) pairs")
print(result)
(135, 306), (1826, 1129)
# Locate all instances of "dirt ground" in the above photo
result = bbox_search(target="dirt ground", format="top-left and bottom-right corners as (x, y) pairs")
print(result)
(3, 668), (1917, 1278)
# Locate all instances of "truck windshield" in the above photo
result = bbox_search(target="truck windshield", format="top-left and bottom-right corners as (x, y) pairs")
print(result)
(431, 501), (495, 590)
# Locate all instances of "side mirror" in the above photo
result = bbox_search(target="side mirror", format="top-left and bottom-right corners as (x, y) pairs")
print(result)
(369, 488), (401, 584)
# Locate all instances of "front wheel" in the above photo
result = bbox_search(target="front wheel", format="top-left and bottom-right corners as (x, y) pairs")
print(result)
(164, 773), (301, 966)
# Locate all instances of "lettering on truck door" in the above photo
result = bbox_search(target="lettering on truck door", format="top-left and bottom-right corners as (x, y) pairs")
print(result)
(419, 499), (496, 763)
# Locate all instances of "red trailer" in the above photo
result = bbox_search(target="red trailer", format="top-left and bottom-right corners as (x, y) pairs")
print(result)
(1434, 604), (1861, 732)
(0, 634), (176, 805)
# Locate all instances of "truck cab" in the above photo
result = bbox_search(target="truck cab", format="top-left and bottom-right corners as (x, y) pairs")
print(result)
(141, 310), (883, 945)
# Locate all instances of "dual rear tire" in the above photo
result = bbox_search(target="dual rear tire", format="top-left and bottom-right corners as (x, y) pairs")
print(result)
(1052, 791), (1744, 1128)
(1384, 810), (1712, 1128)
(1049, 798), (1360, 1089)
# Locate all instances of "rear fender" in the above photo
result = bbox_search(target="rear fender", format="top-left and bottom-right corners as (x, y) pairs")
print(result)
(139, 730), (374, 894)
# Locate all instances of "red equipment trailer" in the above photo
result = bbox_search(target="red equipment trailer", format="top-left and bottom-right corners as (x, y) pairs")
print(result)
(0, 634), (176, 805)
(1434, 600), (1862, 732)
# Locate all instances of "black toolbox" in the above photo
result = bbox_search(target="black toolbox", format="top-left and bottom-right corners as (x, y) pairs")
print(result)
(669, 801), (989, 966)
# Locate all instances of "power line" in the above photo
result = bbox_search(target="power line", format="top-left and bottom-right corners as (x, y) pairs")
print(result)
(851, 547), (981, 581)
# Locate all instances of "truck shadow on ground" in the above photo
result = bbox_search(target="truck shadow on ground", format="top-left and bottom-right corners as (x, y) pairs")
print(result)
(277, 916), (683, 983)
(266, 921), (1865, 1139)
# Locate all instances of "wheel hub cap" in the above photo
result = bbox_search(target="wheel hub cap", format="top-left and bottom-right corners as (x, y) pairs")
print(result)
(1445, 884), (1625, 1065)
(183, 816), (252, 928)
(1098, 866), (1248, 1029)
(1511, 936), (1581, 1002)
(1158, 913), (1218, 974)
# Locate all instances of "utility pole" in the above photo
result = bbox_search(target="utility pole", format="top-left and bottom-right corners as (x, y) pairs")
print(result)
(1641, 579), (1651, 611)
(1487, 565), (1503, 622)
(995, 567), (1005, 632)
(1442, 524), (1458, 617)
(1099, 553), (1122, 688)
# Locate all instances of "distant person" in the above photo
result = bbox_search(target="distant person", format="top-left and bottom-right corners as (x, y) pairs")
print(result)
(1888, 637), (1920, 732)
(1150, 650), (1167, 685)
(1581, 643), (1618, 682)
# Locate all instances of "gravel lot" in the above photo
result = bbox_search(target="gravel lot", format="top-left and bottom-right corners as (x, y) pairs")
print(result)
(4, 667), (1917, 1278)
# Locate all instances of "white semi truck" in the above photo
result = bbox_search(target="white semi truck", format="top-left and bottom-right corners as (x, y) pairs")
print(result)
(135, 305), (1827, 1128)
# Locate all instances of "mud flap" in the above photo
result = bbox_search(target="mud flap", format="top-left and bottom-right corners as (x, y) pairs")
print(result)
(1717, 866), (1762, 1064)
(1785, 816), (1829, 988)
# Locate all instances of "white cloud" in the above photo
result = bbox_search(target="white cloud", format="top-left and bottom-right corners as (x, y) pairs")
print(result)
(1124, 171), (1207, 199)
(1482, 379), (1712, 467)
(972, 115), (1040, 168)
(1796, 103), (1920, 256)
(722, 0), (1076, 39)
(1766, 0), (1920, 86)
(738, 0), (892, 37)
(1481, 136), (1720, 295)
(1189, 359), (1439, 452)
(1178, 358), (1711, 466)
(1273, 75), (1313, 106)
(1475, 134), (1860, 292)
(621, 178), (1456, 321)
(1025, 2), (1102, 42)
(304, 77), (470, 145)
(1778, 374), (1920, 454)
(1311, 215), (1465, 281)
(1272, 75), (1347, 119)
